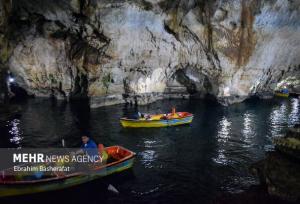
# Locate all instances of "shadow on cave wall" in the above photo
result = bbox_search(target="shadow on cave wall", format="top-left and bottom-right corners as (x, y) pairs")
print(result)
(166, 68), (215, 100)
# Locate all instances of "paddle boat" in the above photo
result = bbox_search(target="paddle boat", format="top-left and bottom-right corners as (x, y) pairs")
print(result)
(0, 146), (135, 197)
(274, 88), (289, 98)
(120, 108), (193, 128)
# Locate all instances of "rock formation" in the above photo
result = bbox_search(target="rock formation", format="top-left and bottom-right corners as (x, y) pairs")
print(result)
(0, 0), (12, 104)
(1, 0), (300, 107)
(250, 125), (300, 202)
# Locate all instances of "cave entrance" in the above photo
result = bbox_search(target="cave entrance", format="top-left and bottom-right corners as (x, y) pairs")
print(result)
(9, 83), (28, 100)
(175, 69), (197, 95)
(166, 68), (215, 99)
(6, 74), (28, 101)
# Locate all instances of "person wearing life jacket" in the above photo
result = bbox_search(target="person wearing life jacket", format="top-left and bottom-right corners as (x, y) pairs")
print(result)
(172, 107), (176, 115)
(168, 106), (176, 119)
(98, 144), (108, 163)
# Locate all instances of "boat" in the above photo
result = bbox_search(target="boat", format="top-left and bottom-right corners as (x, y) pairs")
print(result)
(274, 91), (289, 98)
(274, 88), (289, 98)
(120, 112), (194, 128)
(0, 146), (135, 197)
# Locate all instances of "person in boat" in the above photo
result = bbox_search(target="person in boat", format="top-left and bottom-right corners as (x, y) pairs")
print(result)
(80, 135), (109, 163)
(98, 143), (108, 162)
(145, 114), (151, 120)
(164, 107), (177, 119)
(134, 111), (146, 120)
(171, 107), (176, 115)
(133, 111), (143, 120)
(160, 114), (168, 120)
(138, 112), (145, 119)
(80, 135), (99, 159)
(282, 88), (289, 94)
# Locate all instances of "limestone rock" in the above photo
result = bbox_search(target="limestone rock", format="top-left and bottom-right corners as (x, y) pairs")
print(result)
(9, 37), (77, 99)
(0, 0), (12, 104)
(250, 151), (300, 202)
(1, 0), (300, 106)
(251, 126), (300, 201)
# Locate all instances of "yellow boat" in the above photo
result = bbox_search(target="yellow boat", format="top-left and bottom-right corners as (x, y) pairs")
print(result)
(274, 91), (289, 98)
(120, 112), (194, 128)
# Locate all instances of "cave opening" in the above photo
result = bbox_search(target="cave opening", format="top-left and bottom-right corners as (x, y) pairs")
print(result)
(8, 81), (28, 101)
(175, 69), (197, 95)
(3, 72), (29, 102)
(173, 68), (216, 100)
(70, 74), (89, 100)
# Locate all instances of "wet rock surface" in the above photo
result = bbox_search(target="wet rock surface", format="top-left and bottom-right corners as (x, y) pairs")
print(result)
(251, 125), (300, 202)
(0, 0), (12, 104)
(0, 0), (300, 107)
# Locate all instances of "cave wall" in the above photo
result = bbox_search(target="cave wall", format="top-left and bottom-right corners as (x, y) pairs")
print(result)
(2, 0), (300, 107)
(0, 0), (12, 103)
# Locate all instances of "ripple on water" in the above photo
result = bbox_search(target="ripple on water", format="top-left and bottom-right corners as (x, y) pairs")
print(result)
(7, 119), (23, 146)
(0, 98), (299, 203)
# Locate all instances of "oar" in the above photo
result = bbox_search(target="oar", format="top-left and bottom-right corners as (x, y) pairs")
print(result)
(108, 184), (119, 194)
(61, 139), (65, 147)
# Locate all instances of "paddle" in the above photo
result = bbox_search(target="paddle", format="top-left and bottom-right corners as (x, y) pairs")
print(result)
(61, 138), (65, 147)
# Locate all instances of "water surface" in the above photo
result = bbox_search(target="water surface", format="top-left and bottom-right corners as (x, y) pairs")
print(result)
(0, 97), (299, 204)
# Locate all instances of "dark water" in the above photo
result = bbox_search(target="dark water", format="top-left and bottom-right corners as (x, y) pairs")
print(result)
(0, 97), (299, 204)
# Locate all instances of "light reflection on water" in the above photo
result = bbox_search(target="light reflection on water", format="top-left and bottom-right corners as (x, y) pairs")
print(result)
(138, 139), (159, 169)
(139, 150), (157, 169)
(7, 119), (23, 146)
(218, 116), (231, 142)
(269, 101), (288, 137)
(214, 117), (231, 165)
(213, 98), (299, 171)
(0, 98), (299, 203)
(242, 113), (255, 146)
(213, 149), (228, 165)
(269, 98), (300, 137)
(289, 98), (299, 124)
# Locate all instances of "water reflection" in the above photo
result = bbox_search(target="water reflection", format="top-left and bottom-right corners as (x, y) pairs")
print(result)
(214, 116), (232, 165)
(269, 101), (288, 137)
(214, 149), (229, 165)
(217, 116), (231, 142)
(289, 98), (300, 124)
(143, 140), (157, 148)
(139, 150), (157, 169)
(269, 99), (300, 137)
(0, 98), (299, 204)
(242, 113), (255, 145)
(7, 119), (23, 146)
(138, 139), (159, 169)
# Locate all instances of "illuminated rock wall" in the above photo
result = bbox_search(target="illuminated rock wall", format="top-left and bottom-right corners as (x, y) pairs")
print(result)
(3, 0), (300, 107)
(0, 0), (12, 103)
